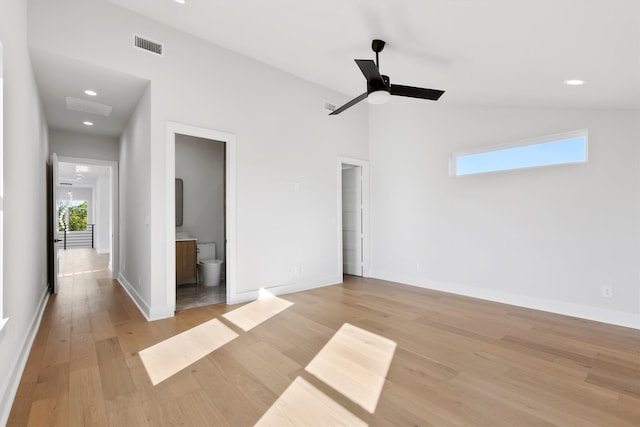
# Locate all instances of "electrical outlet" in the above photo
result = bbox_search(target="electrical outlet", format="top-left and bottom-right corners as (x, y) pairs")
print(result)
(416, 263), (423, 272)
(601, 286), (613, 298)
(294, 265), (301, 276)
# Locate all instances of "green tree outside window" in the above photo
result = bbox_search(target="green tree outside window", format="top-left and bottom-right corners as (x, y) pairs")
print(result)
(58, 200), (88, 231)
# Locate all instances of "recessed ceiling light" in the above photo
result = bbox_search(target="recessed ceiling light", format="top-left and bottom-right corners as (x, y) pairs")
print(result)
(564, 79), (586, 86)
(84, 90), (98, 96)
(83, 121), (94, 126)
(175, 0), (186, 4)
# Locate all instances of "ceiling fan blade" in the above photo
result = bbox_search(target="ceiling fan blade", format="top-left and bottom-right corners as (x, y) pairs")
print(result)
(355, 59), (383, 84)
(329, 93), (368, 115)
(390, 84), (445, 100)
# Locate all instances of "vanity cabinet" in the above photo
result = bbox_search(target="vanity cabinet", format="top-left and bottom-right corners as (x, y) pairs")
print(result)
(176, 240), (197, 285)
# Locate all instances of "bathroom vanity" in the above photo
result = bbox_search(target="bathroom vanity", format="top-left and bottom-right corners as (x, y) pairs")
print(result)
(176, 238), (197, 285)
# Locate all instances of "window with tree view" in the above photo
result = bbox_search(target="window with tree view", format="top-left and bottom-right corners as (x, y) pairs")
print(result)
(57, 198), (88, 231)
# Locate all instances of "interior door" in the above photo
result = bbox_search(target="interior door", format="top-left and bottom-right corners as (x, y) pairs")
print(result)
(50, 153), (60, 293)
(342, 165), (363, 276)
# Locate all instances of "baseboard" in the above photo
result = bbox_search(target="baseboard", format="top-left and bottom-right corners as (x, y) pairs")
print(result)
(228, 274), (343, 305)
(371, 270), (640, 330)
(116, 275), (174, 322)
(148, 304), (174, 321)
(116, 274), (152, 321)
(0, 288), (50, 426)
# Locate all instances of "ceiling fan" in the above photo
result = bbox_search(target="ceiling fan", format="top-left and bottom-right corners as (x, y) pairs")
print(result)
(330, 39), (445, 115)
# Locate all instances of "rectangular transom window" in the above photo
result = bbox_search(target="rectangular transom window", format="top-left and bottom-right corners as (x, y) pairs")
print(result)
(452, 130), (588, 176)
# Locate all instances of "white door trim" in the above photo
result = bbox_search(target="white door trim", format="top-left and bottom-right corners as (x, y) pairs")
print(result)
(166, 122), (237, 313)
(337, 156), (371, 277)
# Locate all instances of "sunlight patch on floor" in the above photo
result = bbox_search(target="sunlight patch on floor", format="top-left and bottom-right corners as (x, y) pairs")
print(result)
(60, 269), (104, 276)
(139, 318), (238, 385)
(254, 377), (367, 427)
(223, 294), (293, 331)
(305, 323), (397, 413)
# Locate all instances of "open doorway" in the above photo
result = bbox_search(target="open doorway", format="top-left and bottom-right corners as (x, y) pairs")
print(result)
(50, 155), (118, 291)
(166, 123), (237, 313)
(174, 134), (226, 310)
(338, 157), (370, 278)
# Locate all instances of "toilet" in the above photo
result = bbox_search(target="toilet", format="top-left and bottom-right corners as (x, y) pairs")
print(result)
(197, 243), (223, 287)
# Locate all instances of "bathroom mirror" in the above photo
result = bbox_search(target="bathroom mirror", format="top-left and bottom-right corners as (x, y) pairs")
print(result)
(175, 178), (183, 226)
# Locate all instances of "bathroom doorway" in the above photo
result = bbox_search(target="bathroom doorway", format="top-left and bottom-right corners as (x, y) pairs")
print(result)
(338, 157), (370, 278)
(174, 134), (226, 310)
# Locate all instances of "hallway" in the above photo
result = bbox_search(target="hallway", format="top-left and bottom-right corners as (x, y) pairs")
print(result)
(58, 248), (109, 277)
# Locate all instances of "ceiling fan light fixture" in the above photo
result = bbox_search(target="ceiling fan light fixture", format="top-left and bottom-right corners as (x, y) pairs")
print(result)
(367, 89), (390, 105)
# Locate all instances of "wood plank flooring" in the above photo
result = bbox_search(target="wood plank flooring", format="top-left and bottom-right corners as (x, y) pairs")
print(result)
(8, 249), (640, 426)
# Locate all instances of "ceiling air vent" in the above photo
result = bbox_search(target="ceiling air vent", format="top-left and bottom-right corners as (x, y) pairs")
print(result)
(60, 182), (73, 186)
(65, 97), (113, 116)
(133, 33), (164, 56)
(323, 100), (337, 113)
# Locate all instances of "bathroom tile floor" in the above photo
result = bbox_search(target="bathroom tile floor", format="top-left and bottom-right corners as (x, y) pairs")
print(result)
(176, 282), (226, 311)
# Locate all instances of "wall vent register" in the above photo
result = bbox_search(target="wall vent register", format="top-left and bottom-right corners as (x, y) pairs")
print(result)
(133, 33), (164, 56)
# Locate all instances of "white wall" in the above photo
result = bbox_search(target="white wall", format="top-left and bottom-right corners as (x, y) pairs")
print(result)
(370, 102), (640, 328)
(0, 0), (50, 423)
(118, 82), (152, 314)
(49, 128), (119, 161)
(29, 0), (369, 318)
(175, 134), (225, 262)
(95, 167), (111, 254)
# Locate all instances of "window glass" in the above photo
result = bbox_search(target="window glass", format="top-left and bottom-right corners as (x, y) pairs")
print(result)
(58, 199), (88, 231)
(453, 131), (587, 176)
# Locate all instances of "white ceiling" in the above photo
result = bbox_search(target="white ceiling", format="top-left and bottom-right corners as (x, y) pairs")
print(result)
(106, 0), (639, 110)
(30, 49), (149, 137)
(58, 161), (108, 187)
(30, 0), (639, 138)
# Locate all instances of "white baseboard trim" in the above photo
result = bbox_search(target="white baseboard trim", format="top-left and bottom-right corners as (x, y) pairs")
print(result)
(116, 274), (174, 322)
(117, 274), (151, 321)
(228, 275), (342, 305)
(148, 305), (175, 321)
(0, 288), (50, 426)
(371, 270), (640, 330)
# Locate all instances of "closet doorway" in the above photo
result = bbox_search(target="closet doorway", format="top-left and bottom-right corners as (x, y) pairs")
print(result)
(338, 157), (370, 278)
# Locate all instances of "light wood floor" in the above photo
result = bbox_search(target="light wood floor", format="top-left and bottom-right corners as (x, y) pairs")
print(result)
(8, 249), (640, 426)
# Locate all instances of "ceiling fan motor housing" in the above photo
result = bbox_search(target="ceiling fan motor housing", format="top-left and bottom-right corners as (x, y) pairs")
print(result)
(367, 74), (390, 95)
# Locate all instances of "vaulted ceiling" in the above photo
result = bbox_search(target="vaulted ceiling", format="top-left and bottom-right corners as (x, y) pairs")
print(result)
(107, 0), (639, 109)
(30, 0), (640, 138)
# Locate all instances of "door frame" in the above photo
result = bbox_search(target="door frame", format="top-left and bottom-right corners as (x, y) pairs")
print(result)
(165, 122), (237, 311)
(337, 156), (371, 277)
(50, 153), (60, 293)
(56, 155), (119, 279)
